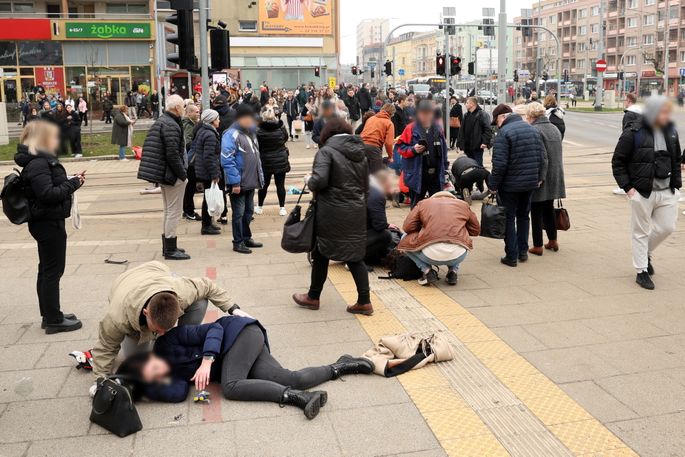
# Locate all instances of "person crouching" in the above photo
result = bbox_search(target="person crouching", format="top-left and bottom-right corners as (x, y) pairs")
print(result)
(398, 192), (480, 286)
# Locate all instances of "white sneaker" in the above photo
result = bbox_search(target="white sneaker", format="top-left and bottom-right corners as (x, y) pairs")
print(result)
(612, 188), (626, 195)
(120, 158), (129, 162)
(73, 153), (83, 158)
(279, 207), (287, 216)
(306, 144), (311, 149)
(254, 206), (263, 215)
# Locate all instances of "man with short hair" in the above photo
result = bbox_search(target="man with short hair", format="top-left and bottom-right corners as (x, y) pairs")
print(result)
(312, 101), (337, 147)
(344, 88), (362, 128)
(358, 83), (373, 113)
(622, 93), (642, 130)
(283, 91), (300, 141)
(74, 261), (250, 377)
(489, 104), (546, 267)
(457, 97), (492, 167)
(182, 103), (201, 221)
(392, 95), (409, 139)
(221, 104), (264, 254)
(360, 103), (396, 173)
(396, 100), (449, 207)
(138, 94), (190, 260)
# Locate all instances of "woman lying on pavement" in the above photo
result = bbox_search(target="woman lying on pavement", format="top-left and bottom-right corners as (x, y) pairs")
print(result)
(117, 315), (374, 420)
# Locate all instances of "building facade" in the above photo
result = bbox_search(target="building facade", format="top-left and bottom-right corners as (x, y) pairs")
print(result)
(513, 0), (682, 97)
(0, 0), (155, 107)
(356, 18), (389, 65)
(214, 0), (340, 89)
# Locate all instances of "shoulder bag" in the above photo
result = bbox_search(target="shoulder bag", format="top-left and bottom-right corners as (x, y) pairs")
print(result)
(281, 184), (316, 254)
(90, 376), (142, 437)
(554, 199), (571, 231)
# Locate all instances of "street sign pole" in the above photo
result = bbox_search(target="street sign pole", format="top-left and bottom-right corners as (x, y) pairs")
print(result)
(497, 0), (507, 104)
(595, 0), (605, 111)
(199, 0), (210, 110)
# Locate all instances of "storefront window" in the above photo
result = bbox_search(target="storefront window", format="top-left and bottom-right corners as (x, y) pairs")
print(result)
(18, 41), (62, 66)
(0, 42), (16, 66)
(131, 65), (151, 94)
(19, 67), (33, 76)
(20, 77), (35, 101)
(65, 66), (86, 97)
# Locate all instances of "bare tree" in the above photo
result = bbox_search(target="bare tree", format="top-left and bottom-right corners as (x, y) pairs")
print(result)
(83, 44), (101, 137)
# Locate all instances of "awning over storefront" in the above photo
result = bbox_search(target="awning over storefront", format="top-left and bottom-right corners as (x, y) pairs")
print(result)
(231, 56), (337, 69)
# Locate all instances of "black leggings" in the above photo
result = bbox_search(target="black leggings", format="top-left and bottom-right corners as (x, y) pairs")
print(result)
(258, 172), (286, 207)
(308, 247), (370, 304)
(530, 200), (557, 247)
(28, 219), (67, 324)
(221, 325), (333, 401)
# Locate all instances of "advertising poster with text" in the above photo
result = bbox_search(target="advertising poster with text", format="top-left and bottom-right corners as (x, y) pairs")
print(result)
(260, 0), (333, 35)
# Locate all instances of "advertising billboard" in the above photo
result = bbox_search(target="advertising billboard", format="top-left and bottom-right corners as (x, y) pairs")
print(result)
(259, 0), (333, 35)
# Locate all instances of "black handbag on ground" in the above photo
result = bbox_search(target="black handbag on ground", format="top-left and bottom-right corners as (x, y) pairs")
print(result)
(90, 376), (142, 437)
(480, 195), (507, 239)
(281, 184), (316, 254)
(554, 199), (571, 231)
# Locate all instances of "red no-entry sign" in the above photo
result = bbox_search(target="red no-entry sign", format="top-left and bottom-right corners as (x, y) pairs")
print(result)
(596, 59), (607, 72)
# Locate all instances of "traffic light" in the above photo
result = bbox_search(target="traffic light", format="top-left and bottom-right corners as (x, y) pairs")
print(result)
(166, 0), (195, 70)
(209, 28), (230, 71)
(482, 18), (495, 37)
(513, 69), (519, 82)
(352, 65), (358, 75)
(314, 66), (320, 77)
(371, 69), (375, 79)
(450, 56), (462, 75)
(436, 54), (446, 76)
(384, 60), (392, 77)
(468, 61), (475, 75)
(542, 71), (549, 81)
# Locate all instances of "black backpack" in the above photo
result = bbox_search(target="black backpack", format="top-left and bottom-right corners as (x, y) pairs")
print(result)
(379, 249), (423, 281)
(1, 169), (30, 225)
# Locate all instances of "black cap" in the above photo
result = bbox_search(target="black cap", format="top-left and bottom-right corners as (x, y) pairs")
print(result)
(491, 104), (513, 125)
(235, 103), (256, 120)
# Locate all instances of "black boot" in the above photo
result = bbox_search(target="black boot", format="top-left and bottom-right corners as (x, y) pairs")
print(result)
(330, 355), (375, 379)
(164, 237), (191, 260)
(161, 235), (185, 254)
(280, 388), (327, 420)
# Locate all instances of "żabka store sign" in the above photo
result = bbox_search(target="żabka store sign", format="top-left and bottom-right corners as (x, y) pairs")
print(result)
(63, 22), (152, 40)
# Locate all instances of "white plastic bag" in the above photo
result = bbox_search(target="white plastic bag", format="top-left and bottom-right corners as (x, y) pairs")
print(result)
(71, 193), (81, 229)
(204, 182), (225, 217)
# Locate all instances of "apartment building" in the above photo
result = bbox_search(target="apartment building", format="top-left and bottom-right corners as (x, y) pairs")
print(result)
(0, 0), (155, 106)
(356, 18), (389, 64)
(513, 0), (682, 96)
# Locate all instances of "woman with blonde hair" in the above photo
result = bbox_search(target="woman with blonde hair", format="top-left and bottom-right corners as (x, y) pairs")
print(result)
(525, 102), (565, 255)
(14, 120), (84, 334)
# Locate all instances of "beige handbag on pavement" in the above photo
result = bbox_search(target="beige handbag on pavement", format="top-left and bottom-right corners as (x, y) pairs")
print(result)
(363, 332), (454, 376)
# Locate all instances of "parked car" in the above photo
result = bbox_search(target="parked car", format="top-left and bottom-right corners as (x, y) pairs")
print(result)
(477, 90), (497, 105)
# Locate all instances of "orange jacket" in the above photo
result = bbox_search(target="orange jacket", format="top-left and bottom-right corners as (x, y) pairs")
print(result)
(360, 111), (395, 157)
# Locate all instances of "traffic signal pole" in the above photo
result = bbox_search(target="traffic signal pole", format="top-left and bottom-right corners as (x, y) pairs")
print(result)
(497, 0), (507, 104)
(199, 0), (210, 110)
(444, 28), (451, 149)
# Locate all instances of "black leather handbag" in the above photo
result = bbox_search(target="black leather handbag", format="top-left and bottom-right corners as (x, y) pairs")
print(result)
(480, 195), (507, 239)
(281, 185), (316, 254)
(90, 376), (142, 437)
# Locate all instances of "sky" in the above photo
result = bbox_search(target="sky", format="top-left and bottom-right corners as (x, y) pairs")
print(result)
(339, 0), (532, 64)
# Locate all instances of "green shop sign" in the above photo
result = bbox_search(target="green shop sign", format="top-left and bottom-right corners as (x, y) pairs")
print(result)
(64, 22), (152, 39)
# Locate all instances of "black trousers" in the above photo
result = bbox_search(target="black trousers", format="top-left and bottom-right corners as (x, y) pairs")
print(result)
(65, 128), (81, 156)
(221, 325), (333, 401)
(365, 229), (393, 265)
(28, 219), (67, 324)
(409, 172), (441, 208)
(103, 110), (112, 123)
(456, 169), (490, 193)
(183, 167), (197, 216)
(286, 115), (296, 138)
(200, 176), (228, 227)
(308, 247), (370, 304)
(258, 172), (286, 207)
(531, 199), (557, 247)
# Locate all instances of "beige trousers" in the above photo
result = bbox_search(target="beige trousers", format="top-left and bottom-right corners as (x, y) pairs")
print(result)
(161, 179), (186, 238)
(630, 188), (680, 272)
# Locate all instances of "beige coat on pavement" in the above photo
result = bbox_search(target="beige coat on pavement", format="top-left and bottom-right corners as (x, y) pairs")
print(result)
(91, 261), (232, 376)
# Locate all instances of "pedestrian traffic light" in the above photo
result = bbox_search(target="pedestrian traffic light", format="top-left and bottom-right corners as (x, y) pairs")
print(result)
(371, 69), (375, 79)
(314, 66), (320, 77)
(450, 56), (462, 75)
(513, 69), (518, 82)
(468, 61), (475, 75)
(209, 28), (230, 71)
(436, 54), (446, 76)
(166, 0), (195, 70)
(352, 65), (358, 75)
(384, 60), (392, 77)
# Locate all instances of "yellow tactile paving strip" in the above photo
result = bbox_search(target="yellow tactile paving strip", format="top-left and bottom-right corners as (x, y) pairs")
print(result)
(326, 264), (637, 457)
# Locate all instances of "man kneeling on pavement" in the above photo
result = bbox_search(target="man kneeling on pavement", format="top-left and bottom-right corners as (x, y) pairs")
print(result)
(398, 192), (480, 286)
(71, 261), (250, 378)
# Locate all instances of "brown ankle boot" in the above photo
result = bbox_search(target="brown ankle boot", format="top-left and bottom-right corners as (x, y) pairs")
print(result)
(529, 246), (544, 256)
(346, 303), (374, 316)
(292, 293), (320, 310)
(544, 240), (560, 252)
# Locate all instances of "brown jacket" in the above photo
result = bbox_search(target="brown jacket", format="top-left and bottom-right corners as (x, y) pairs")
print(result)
(360, 110), (395, 157)
(91, 261), (233, 376)
(398, 192), (480, 252)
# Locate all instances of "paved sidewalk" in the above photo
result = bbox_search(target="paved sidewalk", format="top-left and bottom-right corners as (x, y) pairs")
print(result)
(0, 130), (684, 456)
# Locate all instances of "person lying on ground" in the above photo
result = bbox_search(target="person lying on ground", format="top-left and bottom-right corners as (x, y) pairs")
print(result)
(116, 316), (374, 420)
(70, 261), (249, 378)
(450, 155), (490, 204)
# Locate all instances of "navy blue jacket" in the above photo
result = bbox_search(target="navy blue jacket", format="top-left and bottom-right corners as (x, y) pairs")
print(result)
(396, 122), (448, 193)
(144, 317), (267, 403)
(367, 186), (389, 232)
(489, 114), (545, 193)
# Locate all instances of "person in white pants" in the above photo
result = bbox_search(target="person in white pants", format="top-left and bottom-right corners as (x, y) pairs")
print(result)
(612, 95), (683, 290)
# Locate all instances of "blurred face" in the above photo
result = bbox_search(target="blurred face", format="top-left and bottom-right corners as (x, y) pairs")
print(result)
(417, 109), (433, 128)
(238, 115), (255, 129)
(44, 127), (60, 154)
(56, 104), (63, 111)
(141, 354), (171, 383)
(654, 103), (673, 128)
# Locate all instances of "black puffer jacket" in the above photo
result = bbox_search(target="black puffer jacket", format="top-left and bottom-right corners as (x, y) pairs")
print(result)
(216, 105), (235, 135)
(14, 145), (81, 221)
(192, 123), (221, 181)
(489, 114), (546, 192)
(137, 112), (186, 185)
(256, 120), (290, 175)
(457, 106), (493, 151)
(309, 134), (369, 262)
(612, 120), (682, 198)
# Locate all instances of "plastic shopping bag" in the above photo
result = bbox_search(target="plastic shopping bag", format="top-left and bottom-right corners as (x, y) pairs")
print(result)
(204, 182), (225, 217)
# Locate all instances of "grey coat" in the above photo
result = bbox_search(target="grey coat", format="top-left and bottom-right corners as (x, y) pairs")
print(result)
(111, 111), (131, 147)
(531, 116), (565, 202)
